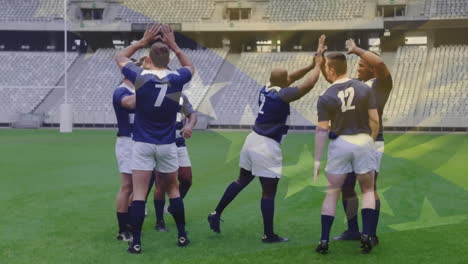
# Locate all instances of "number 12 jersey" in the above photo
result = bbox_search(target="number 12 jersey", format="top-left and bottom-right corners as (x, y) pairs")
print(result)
(317, 78), (377, 138)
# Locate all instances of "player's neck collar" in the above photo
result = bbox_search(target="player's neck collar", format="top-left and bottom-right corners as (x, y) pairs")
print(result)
(265, 83), (281, 93)
(332, 77), (352, 85)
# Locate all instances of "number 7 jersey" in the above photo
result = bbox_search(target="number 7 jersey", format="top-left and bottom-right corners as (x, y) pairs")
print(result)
(317, 78), (377, 138)
(122, 63), (192, 145)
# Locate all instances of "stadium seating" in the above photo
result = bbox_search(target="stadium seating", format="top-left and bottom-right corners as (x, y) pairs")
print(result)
(426, 0), (468, 18)
(5, 47), (463, 128)
(422, 45), (468, 117)
(211, 52), (359, 126)
(266, 0), (365, 22)
(0, 51), (78, 123)
(0, 0), (64, 22)
(46, 48), (227, 124)
(117, 0), (215, 23)
(384, 46), (428, 118)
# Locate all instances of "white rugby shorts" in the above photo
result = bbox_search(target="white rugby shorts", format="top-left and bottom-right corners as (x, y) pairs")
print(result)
(132, 142), (178, 173)
(239, 131), (282, 178)
(374, 141), (384, 172)
(177, 146), (191, 167)
(115, 137), (133, 175)
(326, 133), (376, 174)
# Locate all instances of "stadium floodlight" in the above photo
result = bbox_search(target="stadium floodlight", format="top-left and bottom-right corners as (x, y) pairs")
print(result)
(60, 0), (73, 133)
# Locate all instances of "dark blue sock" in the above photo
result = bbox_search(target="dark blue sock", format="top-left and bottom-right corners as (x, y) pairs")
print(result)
(117, 212), (129, 233)
(321, 215), (335, 241)
(343, 199), (359, 232)
(361, 209), (376, 236)
(129, 200), (146, 245)
(169, 197), (186, 237)
(261, 198), (275, 237)
(154, 199), (165, 222)
(373, 200), (381, 236)
(214, 181), (243, 216)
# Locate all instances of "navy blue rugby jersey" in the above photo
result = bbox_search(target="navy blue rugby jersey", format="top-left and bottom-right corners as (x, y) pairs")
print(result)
(253, 86), (300, 144)
(175, 93), (195, 148)
(364, 75), (393, 141)
(122, 63), (192, 145)
(112, 83), (135, 137)
(317, 78), (377, 139)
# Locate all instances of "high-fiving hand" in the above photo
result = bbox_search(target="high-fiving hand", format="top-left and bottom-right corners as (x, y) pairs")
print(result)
(318, 35), (327, 54)
(345, 39), (357, 54)
(141, 23), (162, 46)
(161, 24), (180, 52)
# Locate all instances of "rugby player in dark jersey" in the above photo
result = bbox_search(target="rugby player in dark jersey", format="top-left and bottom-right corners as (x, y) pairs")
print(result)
(321, 37), (393, 244)
(208, 37), (326, 243)
(314, 52), (380, 254)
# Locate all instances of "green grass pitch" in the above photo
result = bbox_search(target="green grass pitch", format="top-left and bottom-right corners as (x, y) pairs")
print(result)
(1, 129), (467, 263)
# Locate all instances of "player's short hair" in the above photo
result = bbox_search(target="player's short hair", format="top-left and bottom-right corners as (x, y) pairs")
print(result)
(149, 42), (170, 68)
(326, 53), (347, 75)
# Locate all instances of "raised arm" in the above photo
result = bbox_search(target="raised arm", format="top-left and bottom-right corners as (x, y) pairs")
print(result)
(287, 63), (314, 87)
(115, 24), (161, 70)
(161, 25), (195, 75)
(317, 35), (332, 84)
(296, 56), (321, 97)
(345, 39), (391, 80)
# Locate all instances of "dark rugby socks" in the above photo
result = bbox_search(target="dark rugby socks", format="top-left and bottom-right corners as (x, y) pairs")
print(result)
(261, 198), (275, 237)
(343, 199), (359, 232)
(129, 200), (146, 245)
(361, 208), (377, 236)
(373, 200), (381, 236)
(169, 197), (187, 237)
(214, 181), (243, 216)
(154, 199), (165, 222)
(321, 215), (335, 241)
(117, 212), (129, 233)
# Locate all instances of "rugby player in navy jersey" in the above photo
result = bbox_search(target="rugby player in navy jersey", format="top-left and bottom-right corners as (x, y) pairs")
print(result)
(321, 37), (393, 243)
(115, 24), (195, 253)
(154, 92), (197, 232)
(313, 52), (380, 254)
(207, 37), (326, 243)
(113, 77), (136, 242)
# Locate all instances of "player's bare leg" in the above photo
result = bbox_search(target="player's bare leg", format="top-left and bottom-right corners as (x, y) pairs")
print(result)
(116, 173), (133, 241)
(372, 171), (380, 244)
(160, 171), (189, 247)
(334, 172), (361, 240)
(128, 169), (153, 254)
(357, 171), (376, 253)
(143, 172), (155, 216)
(153, 172), (168, 232)
(316, 173), (347, 254)
(208, 168), (254, 233)
(178, 167), (192, 199)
